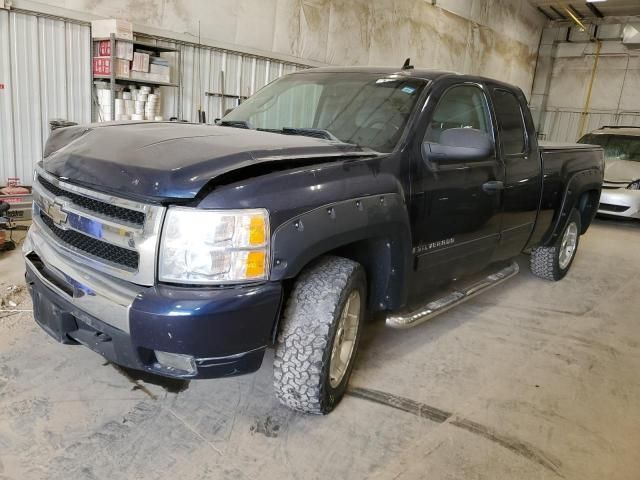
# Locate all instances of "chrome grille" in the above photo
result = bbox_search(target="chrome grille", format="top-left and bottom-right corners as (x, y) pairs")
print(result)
(39, 211), (140, 269)
(32, 166), (165, 286)
(37, 175), (145, 226)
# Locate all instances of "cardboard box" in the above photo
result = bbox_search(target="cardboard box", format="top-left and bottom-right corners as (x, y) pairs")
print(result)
(93, 40), (134, 60)
(91, 19), (133, 40)
(150, 72), (171, 84)
(132, 52), (150, 72)
(92, 56), (130, 78)
(130, 71), (150, 81)
(131, 71), (170, 84)
(149, 63), (170, 76)
(150, 56), (169, 66)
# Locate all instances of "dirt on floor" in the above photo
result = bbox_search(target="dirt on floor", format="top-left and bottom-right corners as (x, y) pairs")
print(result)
(1, 218), (639, 480)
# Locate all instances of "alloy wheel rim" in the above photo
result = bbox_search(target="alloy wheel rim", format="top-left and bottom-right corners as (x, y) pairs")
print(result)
(329, 291), (361, 388)
(559, 221), (578, 270)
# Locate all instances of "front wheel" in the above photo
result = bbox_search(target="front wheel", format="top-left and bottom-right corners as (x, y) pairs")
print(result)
(530, 208), (581, 281)
(273, 256), (366, 414)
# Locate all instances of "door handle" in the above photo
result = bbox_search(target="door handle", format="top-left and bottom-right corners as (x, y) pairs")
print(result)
(482, 181), (504, 194)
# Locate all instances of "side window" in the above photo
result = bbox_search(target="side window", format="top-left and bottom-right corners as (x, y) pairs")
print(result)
(425, 85), (491, 144)
(493, 89), (526, 155)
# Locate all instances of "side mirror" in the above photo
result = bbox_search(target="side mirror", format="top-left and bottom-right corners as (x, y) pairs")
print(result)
(423, 128), (494, 166)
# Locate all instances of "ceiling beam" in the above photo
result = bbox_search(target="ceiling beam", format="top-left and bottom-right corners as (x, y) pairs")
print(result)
(568, 4), (583, 19)
(549, 5), (567, 19)
(537, 6), (554, 20)
(585, 1), (604, 18)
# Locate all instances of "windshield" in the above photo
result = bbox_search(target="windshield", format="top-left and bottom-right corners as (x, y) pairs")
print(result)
(579, 133), (640, 163)
(222, 72), (428, 153)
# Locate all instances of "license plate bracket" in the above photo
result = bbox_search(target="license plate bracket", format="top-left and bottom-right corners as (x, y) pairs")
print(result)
(31, 287), (79, 344)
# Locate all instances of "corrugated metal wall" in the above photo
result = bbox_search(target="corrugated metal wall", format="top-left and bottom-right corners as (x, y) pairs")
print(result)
(0, 12), (309, 185)
(140, 36), (308, 123)
(539, 109), (640, 143)
(0, 10), (91, 186)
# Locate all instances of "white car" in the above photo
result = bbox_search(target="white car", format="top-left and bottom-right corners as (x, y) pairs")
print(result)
(579, 126), (640, 219)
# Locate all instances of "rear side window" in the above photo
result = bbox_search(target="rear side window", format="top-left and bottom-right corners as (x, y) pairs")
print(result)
(493, 89), (526, 155)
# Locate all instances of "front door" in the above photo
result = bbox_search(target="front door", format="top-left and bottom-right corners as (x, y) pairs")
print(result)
(408, 81), (504, 299)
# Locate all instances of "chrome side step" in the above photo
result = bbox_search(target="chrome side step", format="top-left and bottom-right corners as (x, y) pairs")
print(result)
(386, 261), (519, 329)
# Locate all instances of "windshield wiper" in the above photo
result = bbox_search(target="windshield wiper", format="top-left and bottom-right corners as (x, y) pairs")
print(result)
(219, 122), (356, 146)
(257, 127), (340, 142)
(218, 120), (251, 129)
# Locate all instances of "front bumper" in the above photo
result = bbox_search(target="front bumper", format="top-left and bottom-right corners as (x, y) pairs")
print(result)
(24, 222), (283, 379)
(598, 188), (640, 219)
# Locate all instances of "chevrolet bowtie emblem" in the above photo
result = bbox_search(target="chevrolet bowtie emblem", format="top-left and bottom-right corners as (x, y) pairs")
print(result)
(47, 202), (68, 227)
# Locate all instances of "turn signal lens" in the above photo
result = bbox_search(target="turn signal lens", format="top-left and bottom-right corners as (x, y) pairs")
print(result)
(245, 251), (266, 278)
(249, 215), (267, 245)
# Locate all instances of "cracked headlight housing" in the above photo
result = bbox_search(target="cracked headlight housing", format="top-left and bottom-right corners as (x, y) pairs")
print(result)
(159, 207), (269, 284)
(627, 180), (640, 190)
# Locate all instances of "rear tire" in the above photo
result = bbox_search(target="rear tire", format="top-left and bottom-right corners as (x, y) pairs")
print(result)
(530, 208), (581, 281)
(273, 256), (366, 414)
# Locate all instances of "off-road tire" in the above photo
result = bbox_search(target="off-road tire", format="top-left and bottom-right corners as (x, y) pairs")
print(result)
(530, 208), (581, 281)
(273, 256), (366, 415)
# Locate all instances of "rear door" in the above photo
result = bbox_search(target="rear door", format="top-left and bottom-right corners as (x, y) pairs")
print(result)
(488, 87), (542, 260)
(409, 80), (504, 295)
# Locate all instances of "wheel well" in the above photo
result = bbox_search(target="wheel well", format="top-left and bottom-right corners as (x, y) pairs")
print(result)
(577, 189), (600, 234)
(278, 237), (401, 313)
(270, 238), (396, 342)
(330, 238), (395, 312)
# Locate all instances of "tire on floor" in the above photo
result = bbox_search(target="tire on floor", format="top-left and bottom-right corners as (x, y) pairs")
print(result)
(530, 208), (582, 281)
(273, 256), (366, 414)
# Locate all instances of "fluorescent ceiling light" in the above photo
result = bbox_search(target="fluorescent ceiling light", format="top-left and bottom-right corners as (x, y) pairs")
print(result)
(586, 0), (607, 3)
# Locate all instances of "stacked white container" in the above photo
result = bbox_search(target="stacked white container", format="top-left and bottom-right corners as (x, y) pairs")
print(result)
(115, 98), (131, 121)
(97, 84), (163, 122)
(97, 87), (113, 121)
(145, 93), (161, 120)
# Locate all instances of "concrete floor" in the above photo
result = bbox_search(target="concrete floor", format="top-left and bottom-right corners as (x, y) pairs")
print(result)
(1, 218), (639, 480)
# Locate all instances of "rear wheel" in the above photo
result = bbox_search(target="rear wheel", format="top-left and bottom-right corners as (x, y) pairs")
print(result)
(273, 256), (366, 414)
(530, 208), (581, 281)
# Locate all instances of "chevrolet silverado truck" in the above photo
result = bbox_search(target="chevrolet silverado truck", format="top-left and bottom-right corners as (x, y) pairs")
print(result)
(24, 66), (604, 414)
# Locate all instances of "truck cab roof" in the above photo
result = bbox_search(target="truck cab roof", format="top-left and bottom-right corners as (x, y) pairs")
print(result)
(290, 66), (525, 92)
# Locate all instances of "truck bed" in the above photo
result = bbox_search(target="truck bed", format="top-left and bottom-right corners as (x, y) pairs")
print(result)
(539, 141), (602, 152)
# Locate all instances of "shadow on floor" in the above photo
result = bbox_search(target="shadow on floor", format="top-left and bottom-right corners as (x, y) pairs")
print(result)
(105, 361), (190, 397)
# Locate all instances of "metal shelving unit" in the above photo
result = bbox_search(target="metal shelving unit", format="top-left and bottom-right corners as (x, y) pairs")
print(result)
(92, 33), (181, 121)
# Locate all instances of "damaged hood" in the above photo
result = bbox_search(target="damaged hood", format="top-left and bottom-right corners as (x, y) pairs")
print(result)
(43, 122), (371, 200)
(604, 159), (640, 183)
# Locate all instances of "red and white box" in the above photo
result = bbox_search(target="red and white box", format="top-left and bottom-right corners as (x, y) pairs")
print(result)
(92, 56), (130, 77)
(132, 52), (150, 72)
(93, 40), (134, 60)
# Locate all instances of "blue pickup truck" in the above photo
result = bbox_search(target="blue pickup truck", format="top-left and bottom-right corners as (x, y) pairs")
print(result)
(24, 66), (603, 414)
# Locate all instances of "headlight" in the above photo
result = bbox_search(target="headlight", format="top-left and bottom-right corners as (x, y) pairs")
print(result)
(627, 180), (640, 190)
(159, 207), (269, 284)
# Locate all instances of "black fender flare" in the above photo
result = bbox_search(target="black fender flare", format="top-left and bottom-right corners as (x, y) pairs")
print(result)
(544, 167), (602, 245)
(270, 193), (412, 310)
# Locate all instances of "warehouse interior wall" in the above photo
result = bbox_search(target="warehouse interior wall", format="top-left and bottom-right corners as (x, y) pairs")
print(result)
(532, 19), (640, 143)
(19, 0), (545, 96)
(0, 10), (91, 185)
(2, 0), (546, 182)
